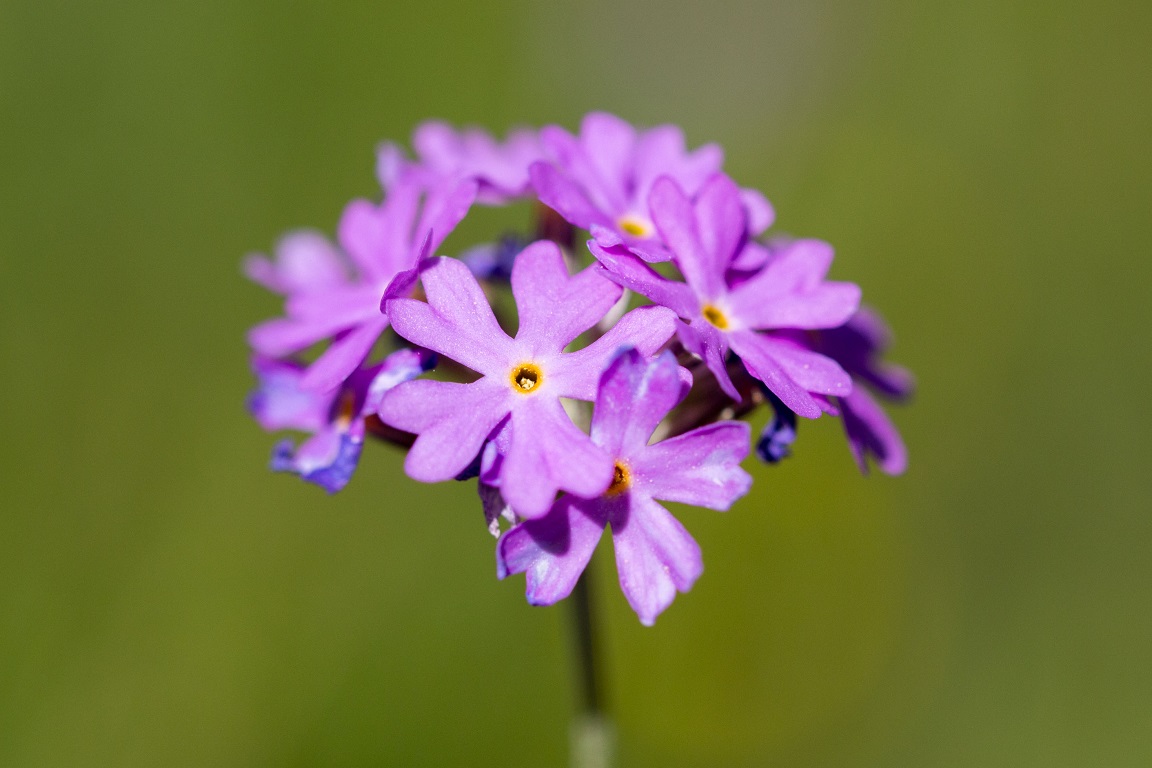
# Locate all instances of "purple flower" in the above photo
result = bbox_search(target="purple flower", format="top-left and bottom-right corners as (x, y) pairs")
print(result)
(590, 173), (860, 418)
(249, 348), (435, 493)
(378, 243), (678, 518)
(377, 121), (543, 206)
(810, 307), (914, 475)
(497, 349), (752, 625)
(246, 176), (476, 393)
(530, 112), (773, 262)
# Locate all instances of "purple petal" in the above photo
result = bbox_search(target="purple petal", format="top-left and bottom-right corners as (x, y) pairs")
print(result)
(632, 422), (752, 510)
(728, 331), (830, 418)
(727, 239), (860, 330)
(271, 428), (363, 494)
(497, 496), (606, 606)
(580, 112), (636, 203)
(550, 306), (677, 400)
(839, 385), (908, 476)
(243, 230), (348, 294)
(336, 189), (419, 281)
(740, 188), (775, 235)
(587, 240), (697, 318)
(379, 378), (511, 482)
(677, 319), (740, 402)
(248, 357), (328, 432)
(247, 314), (361, 358)
(590, 349), (685, 458)
(529, 161), (608, 231)
(692, 174), (747, 277)
(385, 256), (515, 377)
(500, 396), (614, 519)
(361, 347), (437, 415)
(511, 241), (623, 351)
(416, 179), (478, 254)
(649, 177), (722, 300)
(609, 494), (703, 626)
(300, 316), (391, 394)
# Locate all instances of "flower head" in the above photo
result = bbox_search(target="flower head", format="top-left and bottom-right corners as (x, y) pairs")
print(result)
(497, 348), (752, 625)
(379, 242), (677, 517)
(591, 173), (861, 418)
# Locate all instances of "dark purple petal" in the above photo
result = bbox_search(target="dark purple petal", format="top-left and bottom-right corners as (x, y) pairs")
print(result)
(818, 307), (915, 400)
(300, 316), (391, 394)
(839, 385), (908, 476)
(271, 429), (363, 494)
(608, 494), (703, 626)
(631, 421), (752, 510)
(379, 378), (511, 483)
(755, 389), (798, 464)
(497, 496), (606, 606)
(511, 241), (623, 351)
(501, 396), (614, 519)
(385, 256), (515, 377)
(550, 306), (677, 400)
(587, 240), (697, 317)
(591, 349), (685, 458)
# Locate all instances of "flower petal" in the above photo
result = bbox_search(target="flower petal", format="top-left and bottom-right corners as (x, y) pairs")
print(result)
(511, 241), (623, 351)
(609, 494), (703, 626)
(632, 421), (752, 509)
(649, 176), (722, 300)
(301, 316), (390, 394)
(727, 239), (860, 330)
(587, 240), (697, 318)
(501, 396), (614, 519)
(728, 331), (831, 418)
(385, 256), (514, 377)
(550, 305), (677, 400)
(839, 385), (908, 476)
(379, 378), (510, 483)
(590, 349), (685, 457)
(497, 496), (606, 606)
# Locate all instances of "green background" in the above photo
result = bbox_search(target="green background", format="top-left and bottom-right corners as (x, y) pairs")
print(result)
(2, 0), (1149, 765)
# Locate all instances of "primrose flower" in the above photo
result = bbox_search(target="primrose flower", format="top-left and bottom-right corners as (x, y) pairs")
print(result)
(530, 112), (773, 262)
(498, 349), (752, 625)
(378, 242), (677, 518)
(246, 175), (476, 393)
(248, 348), (435, 492)
(809, 307), (914, 475)
(378, 121), (543, 206)
(591, 173), (860, 418)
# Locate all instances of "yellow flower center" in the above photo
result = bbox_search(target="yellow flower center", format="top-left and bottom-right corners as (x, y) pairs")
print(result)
(617, 214), (653, 238)
(701, 303), (729, 330)
(606, 461), (631, 496)
(510, 363), (543, 394)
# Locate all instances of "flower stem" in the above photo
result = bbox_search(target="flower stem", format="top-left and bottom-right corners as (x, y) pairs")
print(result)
(569, 569), (614, 768)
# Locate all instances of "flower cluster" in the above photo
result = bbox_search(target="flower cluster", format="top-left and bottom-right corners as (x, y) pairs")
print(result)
(244, 113), (912, 625)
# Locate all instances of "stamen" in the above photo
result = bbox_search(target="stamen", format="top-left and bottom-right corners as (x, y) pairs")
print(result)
(510, 363), (543, 393)
(335, 390), (358, 429)
(701, 304), (729, 330)
(617, 215), (653, 238)
(606, 460), (631, 496)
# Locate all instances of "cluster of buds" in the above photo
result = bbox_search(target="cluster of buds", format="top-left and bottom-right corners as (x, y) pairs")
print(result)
(245, 113), (912, 624)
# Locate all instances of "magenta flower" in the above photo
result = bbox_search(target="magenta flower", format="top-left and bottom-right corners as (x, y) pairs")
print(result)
(246, 176), (476, 393)
(497, 349), (752, 625)
(810, 307), (914, 475)
(377, 121), (543, 206)
(530, 112), (773, 262)
(248, 348), (435, 493)
(590, 173), (861, 418)
(378, 243), (678, 518)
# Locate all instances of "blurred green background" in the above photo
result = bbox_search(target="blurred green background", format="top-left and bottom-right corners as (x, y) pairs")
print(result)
(2, 0), (1150, 765)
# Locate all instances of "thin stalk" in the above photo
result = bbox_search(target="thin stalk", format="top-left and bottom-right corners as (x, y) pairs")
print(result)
(569, 569), (614, 768)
